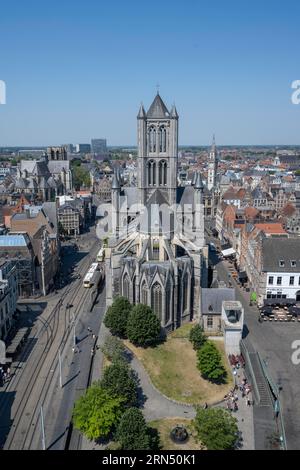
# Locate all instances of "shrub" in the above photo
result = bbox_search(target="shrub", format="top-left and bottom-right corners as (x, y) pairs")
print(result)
(101, 335), (126, 362)
(126, 304), (161, 347)
(104, 296), (131, 337)
(189, 324), (206, 350)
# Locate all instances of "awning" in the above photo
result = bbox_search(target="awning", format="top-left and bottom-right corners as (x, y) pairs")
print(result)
(221, 248), (236, 257)
(6, 328), (29, 355)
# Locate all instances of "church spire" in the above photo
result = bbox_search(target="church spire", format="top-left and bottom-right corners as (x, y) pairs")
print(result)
(137, 103), (146, 119)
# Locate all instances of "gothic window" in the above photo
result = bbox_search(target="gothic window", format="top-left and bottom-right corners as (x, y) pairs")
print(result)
(165, 280), (171, 323)
(132, 276), (136, 304)
(152, 239), (160, 260)
(159, 161), (163, 186)
(158, 160), (167, 186)
(152, 161), (156, 186)
(141, 282), (148, 305)
(123, 273), (130, 300)
(163, 161), (167, 185)
(151, 282), (163, 321)
(159, 126), (167, 152)
(148, 160), (155, 186)
(183, 273), (189, 313)
(149, 126), (156, 153)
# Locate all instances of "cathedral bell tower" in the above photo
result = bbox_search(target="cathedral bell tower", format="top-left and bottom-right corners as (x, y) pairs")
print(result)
(207, 135), (218, 191)
(137, 93), (178, 206)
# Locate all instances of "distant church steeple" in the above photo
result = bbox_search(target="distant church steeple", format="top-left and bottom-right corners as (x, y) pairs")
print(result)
(207, 135), (218, 191)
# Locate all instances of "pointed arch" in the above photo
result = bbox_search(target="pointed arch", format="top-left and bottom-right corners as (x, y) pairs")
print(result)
(151, 282), (163, 321)
(183, 272), (189, 313)
(141, 281), (148, 305)
(123, 273), (130, 300)
(132, 276), (136, 304)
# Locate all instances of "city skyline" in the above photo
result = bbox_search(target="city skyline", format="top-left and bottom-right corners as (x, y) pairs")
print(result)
(1, 0), (300, 146)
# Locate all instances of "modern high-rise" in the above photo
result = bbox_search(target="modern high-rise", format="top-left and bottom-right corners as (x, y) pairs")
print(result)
(91, 139), (107, 159)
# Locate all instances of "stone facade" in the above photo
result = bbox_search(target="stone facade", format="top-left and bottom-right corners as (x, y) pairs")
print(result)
(105, 93), (207, 331)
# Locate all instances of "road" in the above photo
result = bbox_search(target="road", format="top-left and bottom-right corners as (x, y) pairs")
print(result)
(207, 230), (300, 450)
(0, 227), (103, 450)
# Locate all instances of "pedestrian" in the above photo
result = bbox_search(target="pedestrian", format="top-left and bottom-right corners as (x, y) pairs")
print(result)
(92, 334), (96, 340)
(247, 398), (252, 407)
(203, 402), (208, 409)
(234, 402), (238, 412)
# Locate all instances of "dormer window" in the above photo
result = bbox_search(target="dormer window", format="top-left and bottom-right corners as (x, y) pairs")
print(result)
(279, 260), (285, 268)
(291, 260), (296, 268)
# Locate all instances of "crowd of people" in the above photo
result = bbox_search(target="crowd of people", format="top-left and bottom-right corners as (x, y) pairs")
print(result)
(224, 378), (253, 412)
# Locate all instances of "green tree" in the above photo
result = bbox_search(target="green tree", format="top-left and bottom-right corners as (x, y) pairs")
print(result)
(72, 165), (91, 189)
(197, 341), (226, 382)
(126, 304), (161, 347)
(116, 408), (151, 450)
(73, 383), (124, 441)
(189, 324), (206, 350)
(193, 407), (238, 450)
(101, 335), (126, 362)
(104, 296), (132, 337)
(102, 360), (138, 407)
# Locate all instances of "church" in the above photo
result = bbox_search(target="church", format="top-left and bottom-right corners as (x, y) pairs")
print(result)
(105, 93), (208, 331)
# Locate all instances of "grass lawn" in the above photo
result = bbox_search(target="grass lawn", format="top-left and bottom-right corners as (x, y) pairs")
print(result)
(124, 323), (233, 405)
(149, 418), (205, 451)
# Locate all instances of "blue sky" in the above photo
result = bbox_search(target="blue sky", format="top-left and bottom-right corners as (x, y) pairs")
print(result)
(0, 0), (300, 146)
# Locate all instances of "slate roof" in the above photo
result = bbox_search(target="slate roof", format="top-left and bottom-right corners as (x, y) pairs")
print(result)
(262, 238), (300, 272)
(147, 93), (170, 118)
(201, 288), (236, 314)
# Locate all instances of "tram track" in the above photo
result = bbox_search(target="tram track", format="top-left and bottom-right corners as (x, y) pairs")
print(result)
(2, 240), (100, 450)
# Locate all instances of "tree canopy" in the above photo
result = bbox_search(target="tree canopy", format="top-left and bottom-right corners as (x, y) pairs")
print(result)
(116, 408), (151, 450)
(73, 383), (124, 441)
(193, 407), (238, 450)
(101, 360), (138, 407)
(104, 296), (132, 337)
(126, 304), (161, 347)
(197, 341), (227, 382)
(72, 165), (91, 189)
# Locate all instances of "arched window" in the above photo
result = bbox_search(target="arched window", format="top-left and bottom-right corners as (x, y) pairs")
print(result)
(148, 160), (155, 186)
(163, 161), (167, 185)
(141, 282), (148, 305)
(183, 273), (189, 313)
(152, 161), (156, 186)
(158, 160), (167, 186)
(159, 126), (166, 152)
(123, 274), (130, 300)
(132, 276), (136, 304)
(149, 126), (156, 153)
(151, 282), (163, 321)
(165, 281), (171, 323)
(159, 161), (163, 186)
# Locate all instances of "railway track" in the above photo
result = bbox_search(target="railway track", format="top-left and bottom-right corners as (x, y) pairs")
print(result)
(2, 240), (100, 450)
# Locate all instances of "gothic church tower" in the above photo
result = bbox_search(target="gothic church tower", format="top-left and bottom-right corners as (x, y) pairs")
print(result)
(207, 135), (218, 191)
(137, 93), (178, 206)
